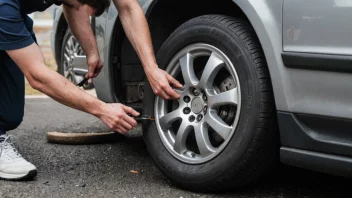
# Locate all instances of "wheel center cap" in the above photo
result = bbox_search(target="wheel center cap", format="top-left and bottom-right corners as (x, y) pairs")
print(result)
(191, 97), (204, 114)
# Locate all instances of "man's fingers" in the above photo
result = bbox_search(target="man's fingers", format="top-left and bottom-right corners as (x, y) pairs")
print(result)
(93, 65), (103, 77)
(121, 120), (133, 131)
(164, 86), (180, 99)
(123, 114), (137, 127)
(158, 89), (170, 100)
(122, 105), (140, 117)
(116, 126), (128, 134)
(87, 67), (95, 78)
(115, 127), (127, 134)
(166, 74), (182, 88)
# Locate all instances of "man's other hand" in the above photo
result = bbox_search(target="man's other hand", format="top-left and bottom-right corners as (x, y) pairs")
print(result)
(146, 68), (183, 100)
(98, 103), (140, 134)
(86, 54), (103, 79)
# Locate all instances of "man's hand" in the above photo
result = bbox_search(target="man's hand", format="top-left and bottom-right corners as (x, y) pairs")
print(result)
(145, 68), (183, 100)
(98, 103), (140, 134)
(86, 54), (103, 79)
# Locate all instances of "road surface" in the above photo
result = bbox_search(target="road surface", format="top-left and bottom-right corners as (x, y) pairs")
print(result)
(0, 98), (350, 198)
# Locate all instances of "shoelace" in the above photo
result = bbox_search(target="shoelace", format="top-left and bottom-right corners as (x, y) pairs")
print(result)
(0, 136), (21, 160)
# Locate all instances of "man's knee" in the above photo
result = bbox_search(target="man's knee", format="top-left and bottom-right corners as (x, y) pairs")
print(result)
(0, 105), (24, 131)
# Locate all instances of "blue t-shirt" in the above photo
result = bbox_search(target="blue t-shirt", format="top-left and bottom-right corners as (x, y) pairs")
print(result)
(19, 0), (62, 14)
(0, 0), (61, 50)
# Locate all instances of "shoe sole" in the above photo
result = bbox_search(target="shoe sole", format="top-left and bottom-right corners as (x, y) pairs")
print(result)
(0, 169), (37, 181)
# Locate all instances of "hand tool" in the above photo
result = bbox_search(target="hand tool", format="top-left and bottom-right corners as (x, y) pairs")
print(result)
(130, 114), (155, 121)
(76, 77), (89, 87)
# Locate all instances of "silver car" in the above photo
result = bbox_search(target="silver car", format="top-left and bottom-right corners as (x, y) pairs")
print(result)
(51, 0), (352, 192)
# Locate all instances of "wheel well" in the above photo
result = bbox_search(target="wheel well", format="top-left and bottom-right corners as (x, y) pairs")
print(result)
(54, 14), (68, 68)
(118, 0), (248, 66)
(147, 0), (247, 55)
(112, 0), (251, 100)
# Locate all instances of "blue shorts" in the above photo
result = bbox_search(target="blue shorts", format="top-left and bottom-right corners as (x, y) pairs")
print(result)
(0, 0), (37, 132)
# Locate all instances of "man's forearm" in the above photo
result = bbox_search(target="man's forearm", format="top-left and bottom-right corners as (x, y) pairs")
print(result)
(63, 5), (98, 56)
(115, 1), (158, 73)
(7, 44), (104, 117)
(33, 68), (104, 116)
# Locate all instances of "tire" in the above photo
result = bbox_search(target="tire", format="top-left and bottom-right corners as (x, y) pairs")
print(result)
(59, 29), (94, 90)
(144, 15), (278, 192)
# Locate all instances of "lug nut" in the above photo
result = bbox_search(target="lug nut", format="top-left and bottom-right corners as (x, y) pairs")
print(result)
(192, 88), (200, 96)
(189, 115), (195, 122)
(183, 107), (191, 114)
(203, 106), (208, 113)
(202, 94), (207, 101)
(197, 114), (203, 122)
(183, 96), (191, 103)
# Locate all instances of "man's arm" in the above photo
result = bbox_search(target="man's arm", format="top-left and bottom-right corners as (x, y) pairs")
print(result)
(6, 44), (139, 134)
(113, 0), (182, 100)
(62, 5), (102, 79)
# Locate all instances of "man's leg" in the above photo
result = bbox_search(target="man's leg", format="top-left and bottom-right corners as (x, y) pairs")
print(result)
(0, 51), (37, 180)
(0, 52), (25, 132)
(0, 0), (37, 180)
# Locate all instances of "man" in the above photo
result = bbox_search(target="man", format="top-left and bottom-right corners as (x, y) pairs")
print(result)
(0, 0), (182, 180)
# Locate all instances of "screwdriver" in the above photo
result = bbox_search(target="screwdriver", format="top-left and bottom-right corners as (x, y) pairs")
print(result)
(76, 77), (89, 87)
(131, 115), (155, 121)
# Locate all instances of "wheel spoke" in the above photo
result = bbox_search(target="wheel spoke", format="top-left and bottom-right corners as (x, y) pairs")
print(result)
(159, 109), (182, 130)
(174, 121), (192, 154)
(195, 122), (216, 155)
(208, 88), (238, 107)
(65, 46), (70, 54)
(64, 53), (70, 62)
(67, 38), (74, 52)
(64, 69), (70, 78)
(198, 52), (224, 89)
(205, 109), (232, 140)
(179, 53), (198, 86)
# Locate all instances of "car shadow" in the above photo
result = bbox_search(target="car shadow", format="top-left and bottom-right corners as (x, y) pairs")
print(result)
(115, 137), (352, 197)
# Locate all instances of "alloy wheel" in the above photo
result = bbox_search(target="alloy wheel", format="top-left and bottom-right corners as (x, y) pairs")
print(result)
(63, 35), (85, 84)
(155, 43), (241, 164)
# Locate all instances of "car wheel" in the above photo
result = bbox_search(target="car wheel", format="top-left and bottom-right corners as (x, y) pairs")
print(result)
(144, 15), (278, 192)
(59, 29), (94, 90)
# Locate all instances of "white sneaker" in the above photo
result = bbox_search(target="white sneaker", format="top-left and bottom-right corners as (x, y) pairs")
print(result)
(0, 135), (37, 180)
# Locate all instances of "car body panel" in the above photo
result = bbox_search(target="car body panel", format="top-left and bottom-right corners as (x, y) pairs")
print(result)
(282, 0), (352, 119)
(283, 0), (352, 55)
(93, 0), (153, 103)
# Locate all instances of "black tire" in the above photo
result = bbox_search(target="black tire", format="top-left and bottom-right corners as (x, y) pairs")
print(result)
(144, 15), (278, 192)
(59, 29), (94, 90)
(58, 29), (71, 76)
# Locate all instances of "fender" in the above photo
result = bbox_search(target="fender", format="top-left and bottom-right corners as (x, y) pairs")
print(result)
(231, 0), (288, 111)
(100, 0), (289, 113)
(94, 0), (156, 103)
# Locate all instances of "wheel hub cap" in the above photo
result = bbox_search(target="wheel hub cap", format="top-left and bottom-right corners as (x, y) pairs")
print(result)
(191, 97), (204, 114)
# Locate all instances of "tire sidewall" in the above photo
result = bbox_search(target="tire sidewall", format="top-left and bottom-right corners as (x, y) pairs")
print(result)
(144, 17), (262, 185)
(58, 29), (72, 76)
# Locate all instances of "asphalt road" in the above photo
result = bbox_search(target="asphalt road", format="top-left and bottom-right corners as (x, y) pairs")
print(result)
(0, 98), (351, 198)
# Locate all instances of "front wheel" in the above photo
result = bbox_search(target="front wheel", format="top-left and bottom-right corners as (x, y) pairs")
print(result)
(144, 15), (278, 192)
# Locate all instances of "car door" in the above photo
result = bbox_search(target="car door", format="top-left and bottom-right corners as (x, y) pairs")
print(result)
(282, 0), (352, 119)
(279, 0), (352, 160)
